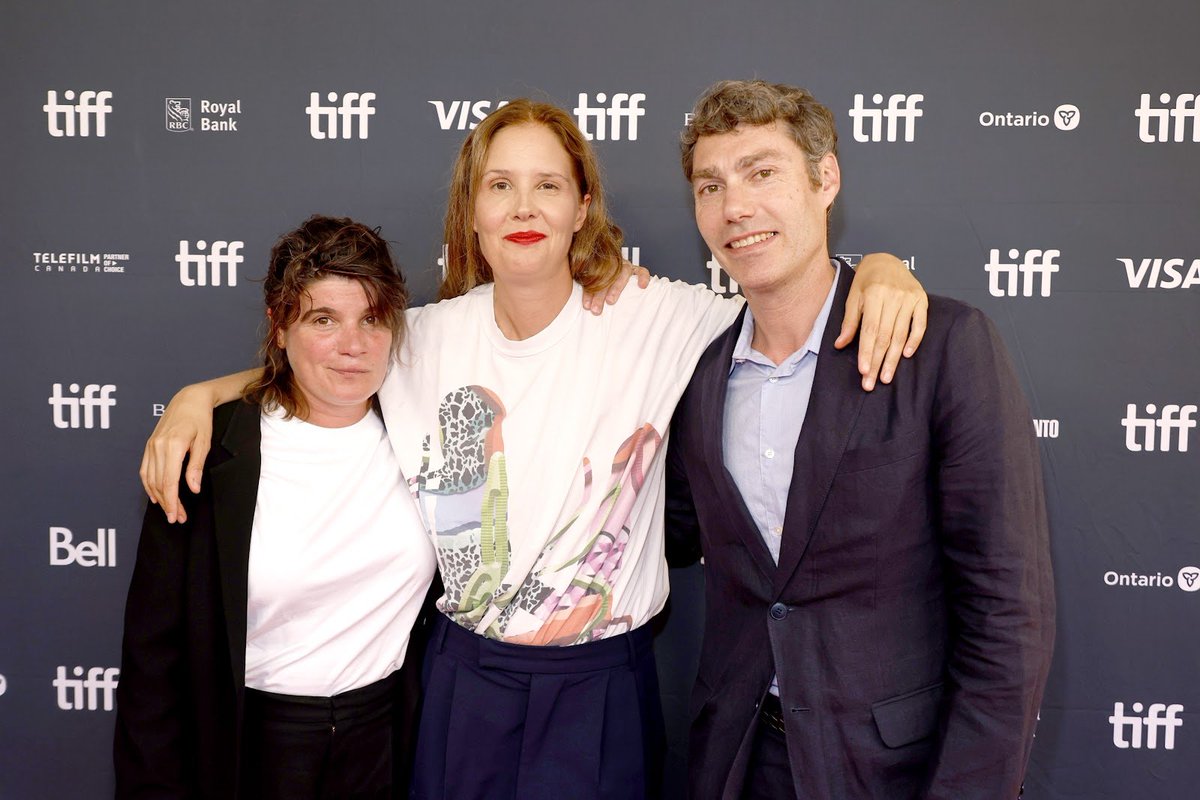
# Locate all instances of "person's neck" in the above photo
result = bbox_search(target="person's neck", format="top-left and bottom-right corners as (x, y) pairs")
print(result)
(492, 270), (574, 340)
(744, 256), (835, 365)
(301, 402), (371, 429)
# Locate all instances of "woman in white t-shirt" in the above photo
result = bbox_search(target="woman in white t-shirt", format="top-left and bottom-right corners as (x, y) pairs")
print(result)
(137, 101), (925, 799)
(115, 216), (437, 799)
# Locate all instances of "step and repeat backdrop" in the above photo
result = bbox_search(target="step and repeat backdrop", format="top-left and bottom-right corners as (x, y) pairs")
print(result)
(2, 1), (1197, 797)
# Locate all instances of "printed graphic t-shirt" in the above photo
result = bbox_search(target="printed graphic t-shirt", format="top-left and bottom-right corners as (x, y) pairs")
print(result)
(378, 277), (740, 645)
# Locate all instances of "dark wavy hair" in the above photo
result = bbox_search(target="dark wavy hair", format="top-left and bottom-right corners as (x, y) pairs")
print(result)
(243, 215), (409, 419)
(439, 98), (623, 300)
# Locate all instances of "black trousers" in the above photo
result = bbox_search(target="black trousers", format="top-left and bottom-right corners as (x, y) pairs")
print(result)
(742, 694), (797, 800)
(240, 673), (397, 800)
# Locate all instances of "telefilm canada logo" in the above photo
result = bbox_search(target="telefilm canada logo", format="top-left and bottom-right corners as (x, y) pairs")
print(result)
(32, 250), (130, 275)
(1122, 404), (1196, 452)
(50, 527), (117, 568)
(1119, 258), (1200, 289)
(176, 239), (244, 287)
(54, 666), (120, 711)
(1135, 93), (1199, 143)
(1110, 702), (1184, 750)
(307, 92), (375, 139)
(44, 90), (112, 137)
(985, 248), (1059, 298)
(848, 93), (924, 142)
(978, 103), (1080, 131)
(166, 97), (243, 132)
(1104, 567), (1200, 592)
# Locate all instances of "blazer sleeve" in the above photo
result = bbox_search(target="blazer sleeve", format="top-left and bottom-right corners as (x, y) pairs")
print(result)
(665, 413), (703, 568)
(922, 306), (1056, 800)
(113, 486), (197, 799)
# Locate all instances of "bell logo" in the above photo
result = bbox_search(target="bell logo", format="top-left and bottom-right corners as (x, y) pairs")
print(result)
(49, 527), (117, 567)
(985, 249), (1060, 297)
(1122, 404), (1197, 452)
(176, 240), (243, 287)
(849, 93), (923, 142)
(44, 90), (113, 137)
(1135, 93), (1200, 143)
(1110, 702), (1183, 749)
(53, 666), (120, 711)
(307, 92), (376, 140)
(49, 383), (116, 429)
(1119, 258), (1200, 289)
(573, 92), (645, 141)
(429, 99), (509, 131)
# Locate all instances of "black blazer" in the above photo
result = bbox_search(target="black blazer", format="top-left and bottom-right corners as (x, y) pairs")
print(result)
(667, 266), (1056, 800)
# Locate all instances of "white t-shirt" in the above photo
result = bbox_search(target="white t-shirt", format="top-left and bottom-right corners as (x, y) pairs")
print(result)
(378, 277), (740, 645)
(244, 407), (437, 696)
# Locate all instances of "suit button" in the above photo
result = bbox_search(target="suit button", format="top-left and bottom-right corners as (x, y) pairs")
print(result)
(769, 602), (788, 620)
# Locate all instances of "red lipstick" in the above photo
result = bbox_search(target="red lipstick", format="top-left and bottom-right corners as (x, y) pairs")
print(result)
(504, 231), (547, 245)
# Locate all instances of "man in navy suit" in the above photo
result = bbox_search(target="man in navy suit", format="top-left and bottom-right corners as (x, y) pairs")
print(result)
(666, 80), (1055, 799)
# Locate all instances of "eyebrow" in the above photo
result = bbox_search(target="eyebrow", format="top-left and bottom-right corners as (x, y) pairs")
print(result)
(692, 149), (785, 182)
(481, 168), (572, 182)
(301, 306), (338, 319)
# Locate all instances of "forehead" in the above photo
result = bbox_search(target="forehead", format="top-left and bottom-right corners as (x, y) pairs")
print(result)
(692, 122), (804, 174)
(298, 275), (370, 308)
(483, 123), (575, 172)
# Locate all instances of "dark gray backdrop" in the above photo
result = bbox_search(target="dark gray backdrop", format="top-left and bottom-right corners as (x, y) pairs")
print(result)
(3, 1), (1198, 797)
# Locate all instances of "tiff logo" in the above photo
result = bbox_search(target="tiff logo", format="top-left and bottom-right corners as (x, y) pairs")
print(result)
(430, 99), (508, 131)
(1135, 93), (1200, 143)
(54, 666), (119, 711)
(1119, 258), (1200, 289)
(307, 92), (375, 140)
(44, 90), (113, 137)
(1110, 702), (1183, 750)
(1122, 404), (1197, 452)
(849, 93), (923, 142)
(177, 239), (243, 287)
(50, 527), (117, 567)
(985, 248), (1059, 297)
(49, 383), (116, 429)
(574, 92), (645, 141)
(707, 254), (739, 296)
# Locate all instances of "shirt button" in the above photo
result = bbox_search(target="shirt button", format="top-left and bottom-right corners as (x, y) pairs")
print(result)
(765, 448), (775, 459)
(768, 377), (778, 383)
(772, 526), (783, 536)
(769, 603), (788, 620)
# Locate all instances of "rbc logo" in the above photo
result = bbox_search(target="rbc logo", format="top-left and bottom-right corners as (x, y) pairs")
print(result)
(306, 91), (375, 139)
(54, 666), (120, 711)
(176, 239), (243, 287)
(849, 93), (923, 142)
(1122, 404), (1197, 452)
(165, 98), (192, 132)
(49, 527), (117, 567)
(49, 383), (116, 429)
(1109, 702), (1184, 750)
(1135, 93), (1200, 143)
(985, 249), (1060, 297)
(429, 99), (509, 131)
(573, 92), (646, 141)
(44, 90), (113, 137)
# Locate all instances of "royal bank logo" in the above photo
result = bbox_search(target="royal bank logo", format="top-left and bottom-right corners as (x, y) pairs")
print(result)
(985, 248), (1059, 297)
(44, 90), (113, 137)
(429, 99), (509, 131)
(848, 93), (923, 142)
(1110, 702), (1184, 750)
(176, 239), (243, 287)
(166, 98), (192, 131)
(32, 251), (129, 275)
(49, 383), (116, 430)
(573, 92), (645, 141)
(836, 253), (918, 272)
(1122, 404), (1196, 452)
(979, 103), (1080, 131)
(307, 91), (375, 139)
(54, 666), (120, 711)
(1119, 258), (1200, 289)
(1136, 93), (1200, 143)
(49, 527), (117, 568)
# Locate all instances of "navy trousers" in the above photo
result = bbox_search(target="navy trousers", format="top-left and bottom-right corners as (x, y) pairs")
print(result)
(410, 614), (665, 800)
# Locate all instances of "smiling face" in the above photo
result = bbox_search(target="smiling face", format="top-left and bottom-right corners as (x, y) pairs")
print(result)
(275, 275), (393, 428)
(691, 121), (839, 297)
(472, 123), (591, 288)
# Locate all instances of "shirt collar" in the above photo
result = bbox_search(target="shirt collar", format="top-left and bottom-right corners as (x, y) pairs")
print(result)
(729, 259), (841, 374)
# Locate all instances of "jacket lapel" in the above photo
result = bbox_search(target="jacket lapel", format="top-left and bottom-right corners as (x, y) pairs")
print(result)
(701, 304), (778, 581)
(773, 265), (866, 596)
(209, 401), (262, 689)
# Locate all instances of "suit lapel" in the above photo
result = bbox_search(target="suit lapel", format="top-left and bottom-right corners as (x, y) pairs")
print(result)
(701, 304), (778, 581)
(773, 265), (866, 595)
(210, 401), (262, 689)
